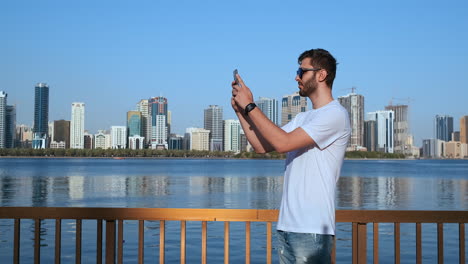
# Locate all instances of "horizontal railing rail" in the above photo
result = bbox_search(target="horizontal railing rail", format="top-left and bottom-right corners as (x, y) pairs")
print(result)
(0, 208), (466, 264)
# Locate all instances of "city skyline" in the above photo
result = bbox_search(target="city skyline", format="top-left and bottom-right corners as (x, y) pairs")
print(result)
(2, 1), (468, 146)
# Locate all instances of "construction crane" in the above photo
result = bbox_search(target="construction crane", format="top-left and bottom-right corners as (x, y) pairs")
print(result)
(340, 86), (357, 94)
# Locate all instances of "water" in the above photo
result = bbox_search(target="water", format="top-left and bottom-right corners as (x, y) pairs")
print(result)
(0, 158), (467, 263)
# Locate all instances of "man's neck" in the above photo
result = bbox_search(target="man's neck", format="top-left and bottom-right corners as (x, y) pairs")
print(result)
(309, 89), (334, 109)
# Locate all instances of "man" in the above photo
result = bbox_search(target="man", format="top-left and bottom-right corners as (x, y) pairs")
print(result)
(231, 48), (351, 263)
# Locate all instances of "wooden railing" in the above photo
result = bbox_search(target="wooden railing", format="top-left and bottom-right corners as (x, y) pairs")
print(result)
(0, 208), (466, 264)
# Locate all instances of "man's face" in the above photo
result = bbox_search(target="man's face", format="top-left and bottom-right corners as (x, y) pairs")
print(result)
(295, 58), (318, 97)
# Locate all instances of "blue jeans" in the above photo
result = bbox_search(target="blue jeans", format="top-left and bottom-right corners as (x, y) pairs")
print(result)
(277, 230), (334, 264)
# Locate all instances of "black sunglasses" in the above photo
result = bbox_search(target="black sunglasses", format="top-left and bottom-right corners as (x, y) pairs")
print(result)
(296, 67), (321, 79)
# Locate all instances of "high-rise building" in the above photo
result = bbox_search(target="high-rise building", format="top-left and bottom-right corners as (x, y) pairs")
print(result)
(53, 120), (70, 148)
(204, 105), (223, 151)
(224, 119), (241, 153)
(281, 92), (307, 126)
(33, 83), (49, 149)
(168, 134), (183, 150)
(127, 111), (142, 137)
(256, 97), (278, 125)
(0, 91), (6, 148)
(435, 115), (453, 142)
(184, 127), (210, 151)
(5, 105), (16, 148)
(136, 99), (151, 147)
(94, 130), (111, 149)
(364, 120), (377, 152)
(452, 131), (460, 142)
(149, 97), (168, 149)
(84, 131), (93, 149)
(338, 93), (365, 147)
(367, 110), (395, 153)
(460, 116), (468, 144)
(70, 102), (85, 149)
(385, 104), (411, 154)
(111, 126), (127, 149)
(16, 124), (33, 148)
(128, 136), (145, 149)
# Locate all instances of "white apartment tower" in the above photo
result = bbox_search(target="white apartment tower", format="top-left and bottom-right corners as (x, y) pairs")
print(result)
(338, 92), (365, 147)
(224, 119), (241, 153)
(0, 91), (6, 148)
(136, 99), (151, 146)
(111, 126), (127, 149)
(70, 102), (85, 149)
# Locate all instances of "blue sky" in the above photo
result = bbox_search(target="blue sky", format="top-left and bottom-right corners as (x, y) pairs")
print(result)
(1, 0), (467, 146)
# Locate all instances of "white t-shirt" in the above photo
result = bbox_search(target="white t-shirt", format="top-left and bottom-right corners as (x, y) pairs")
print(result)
(276, 100), (351, 235)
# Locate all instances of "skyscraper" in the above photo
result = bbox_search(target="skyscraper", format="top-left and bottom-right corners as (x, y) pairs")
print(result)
(460, 116), (468, 144)
(54, 120), (71, 148)
(256, 97), (278, 125)
(204, 105), (223, 151)
(111, 126), (127, 149)
(70, 102), (85, 149)
(0, 91), (6, 148)
(5, 105), (16, 148)
(281, 92), (307, 126)
(136, 99), (151, 147)
(33, 83), (49, 149)
(385, 104), (410, 154)
(338, 92), (364, 147)
(127, 111), (142, 137)
(148, 97), (168, 149)
(435, 115), (453, 142)
(224, 119), (241, 153)
(367, 110), (395, 153)
(364, 120), (377, 151)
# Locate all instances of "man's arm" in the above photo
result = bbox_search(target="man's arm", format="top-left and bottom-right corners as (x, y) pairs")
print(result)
(232, 76), (316, 153)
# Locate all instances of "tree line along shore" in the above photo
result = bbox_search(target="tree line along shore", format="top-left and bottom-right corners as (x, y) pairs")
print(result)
(0, 148), (406, 159)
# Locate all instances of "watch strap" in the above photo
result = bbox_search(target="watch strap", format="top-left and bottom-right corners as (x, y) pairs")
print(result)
(244, 103), (257, 115)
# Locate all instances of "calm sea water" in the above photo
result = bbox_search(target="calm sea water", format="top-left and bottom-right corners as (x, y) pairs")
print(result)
(0, 158), (467, 263)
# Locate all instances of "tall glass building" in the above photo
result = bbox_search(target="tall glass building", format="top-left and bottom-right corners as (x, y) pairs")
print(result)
(148, 97), (168, 149)
(435, 115), (453, 142)
(33, 83), (49, 149)
(127, 111), (142, 137)
(256, 97), (278, 125)
(204, 105), (223, 151)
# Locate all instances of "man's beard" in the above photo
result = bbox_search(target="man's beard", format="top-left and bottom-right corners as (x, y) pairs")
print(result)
(299, 78), (317, 97)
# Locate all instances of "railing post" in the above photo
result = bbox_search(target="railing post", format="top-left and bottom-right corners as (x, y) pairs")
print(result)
(106, 220), (116, 264)
(352, 222), (367, 264)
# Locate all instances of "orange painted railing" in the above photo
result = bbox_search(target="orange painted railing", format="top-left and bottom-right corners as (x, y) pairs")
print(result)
(0, 208), (466, 264)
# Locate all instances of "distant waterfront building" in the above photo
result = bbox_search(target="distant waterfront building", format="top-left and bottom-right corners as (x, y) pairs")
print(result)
(366, 110), (395, 153)
(50, 141), (66, 149)
(136, 99), (151, 147)
(364, 120), (377, 152)
(16, 124), (33, 148)
(204, 105), (223, 151)
(53, 120), (70, 148)
(84, 131), (93, 149)
(224, 119), (241, 153)
(452, 131), (460, 142)
(33, 83), (49, 149)
(281, 92), (307, 126)
(127, 111), (142, 137)
(94, 130), (111, 149)
(0, 91), (6, 148)
(149, 97), (168, 149)
(338, 92), (365, 148)
(5, 105), (16, 148)
(385, 104), (411, 154)
(422, 138), (445, 158)
(460, 116), (468, 144)
(70, 102), (85, 149)
(168, 134), (183, 150)
(111, 126), (127, 149)
(239, 129), (248, 152)
(48, 121), (54, 146)
(256, 97), (278, 125)
(128, 135), (145, 150)
(435, 115), (453, 142)
(184, 127), (210, 151)
(445, 141), (468, 159)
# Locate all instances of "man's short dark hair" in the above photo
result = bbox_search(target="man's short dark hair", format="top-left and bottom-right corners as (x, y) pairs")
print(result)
(298, 49), (337, 89)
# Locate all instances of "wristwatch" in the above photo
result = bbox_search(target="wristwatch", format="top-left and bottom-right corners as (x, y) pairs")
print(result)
(244, 103), (257, 115)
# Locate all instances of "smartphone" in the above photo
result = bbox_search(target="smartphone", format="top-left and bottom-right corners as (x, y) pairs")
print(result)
(233, 69), (241, 87)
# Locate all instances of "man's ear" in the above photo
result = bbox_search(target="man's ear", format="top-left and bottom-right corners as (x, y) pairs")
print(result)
(317, 69), (328, 83)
